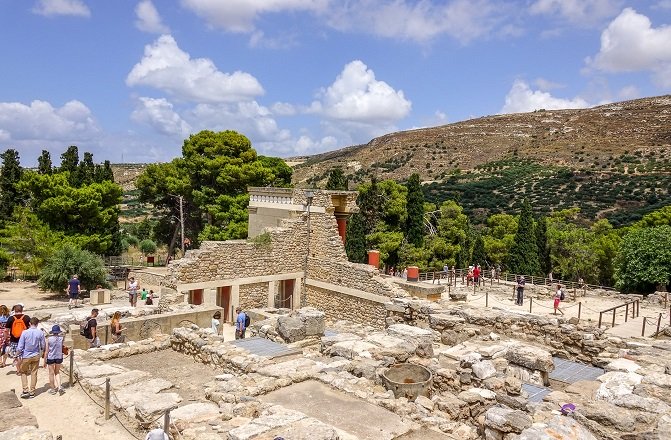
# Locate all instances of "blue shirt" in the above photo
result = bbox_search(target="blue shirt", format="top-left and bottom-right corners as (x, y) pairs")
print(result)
(46, 335), (64, 361)
(236, 312), (246, 331)
(17, 327), (46, 359)
(68, 278), (80, 293)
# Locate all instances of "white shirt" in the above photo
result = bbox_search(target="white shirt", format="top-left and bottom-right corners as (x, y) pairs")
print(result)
(211, 318), (220, 334)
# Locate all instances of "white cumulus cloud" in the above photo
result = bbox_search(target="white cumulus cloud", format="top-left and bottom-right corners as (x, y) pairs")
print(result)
(126, 35), (264, 103)
(32, 0), (90, 17)
(135, 0), (170, 34)
(180, 0), (328, 33)
(312, 60), (411, 125)
(529, 0), (622, 26)
(501, 80), (590, 113)
(131, 97), (191, 137)
(587, 8), (671, 88)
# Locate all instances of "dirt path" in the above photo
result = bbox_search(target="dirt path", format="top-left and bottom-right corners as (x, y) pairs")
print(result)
(0, 367), (141, 439)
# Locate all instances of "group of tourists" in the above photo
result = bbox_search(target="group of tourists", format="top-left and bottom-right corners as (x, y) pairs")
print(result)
(126, 277), (154, 307)
(515, 276), (567, 314)
(0, 303), (68, 398)
(211, 307), (249, 339)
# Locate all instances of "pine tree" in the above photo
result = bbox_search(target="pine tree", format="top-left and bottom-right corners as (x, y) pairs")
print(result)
(37, 150), (52, 174)
(405, 173), (424, 247)
(536, 216), (551, 276)
(507, 199), (541, 275)
(357, 177), (384, 235)
(345, 212), (367, 263)
(325, 168), (348, 190)
(0, 149), (23, 221)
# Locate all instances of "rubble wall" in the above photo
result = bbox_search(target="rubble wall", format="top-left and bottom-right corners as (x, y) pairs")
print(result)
(386, 299), (613, 364)
(306, 285), (387, 328)
(239, 282), (269, 310)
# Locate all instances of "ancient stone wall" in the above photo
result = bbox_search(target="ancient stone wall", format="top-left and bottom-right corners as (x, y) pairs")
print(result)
(239, 283), (269, 310)
(128, 269), (166, 288)
(386, 299), (614, 364)
(306, 286), (387, 328)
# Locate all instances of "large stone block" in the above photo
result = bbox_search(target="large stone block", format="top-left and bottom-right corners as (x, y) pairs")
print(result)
(277, 316), (306, 343)
(505, 344), (554, 373)
(484, 406), (532, 434)
(387, 324), (434, 358)
(517, 415), (597, 440)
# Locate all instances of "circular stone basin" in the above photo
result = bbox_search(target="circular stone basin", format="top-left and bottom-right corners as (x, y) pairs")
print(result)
(381, 363), (433, 401)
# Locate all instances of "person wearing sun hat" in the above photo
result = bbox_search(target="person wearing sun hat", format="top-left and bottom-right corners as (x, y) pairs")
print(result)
(43, 324), (67, 395)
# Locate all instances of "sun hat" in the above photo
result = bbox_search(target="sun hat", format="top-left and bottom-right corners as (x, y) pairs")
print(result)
(50, 324), (63, 334)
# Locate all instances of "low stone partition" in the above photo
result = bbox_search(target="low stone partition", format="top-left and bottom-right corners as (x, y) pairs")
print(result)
(386, 298), (612, 364)
(69, 305), (221, 349)
(128, 268), (167, 288)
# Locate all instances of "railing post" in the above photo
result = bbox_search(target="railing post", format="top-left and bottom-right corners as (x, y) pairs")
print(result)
(529, 297), (533, 313)
(105, 377), (111, 420)
(598, 312), (603, 328)
(612, 309), (616, 328)
(642, 318), (647, 337)
(578, 302), (582, 320)
(656, 313), (662, 337)
(473, 282), (476, 295)
(637, 300), (640, 318)
(486, 291), (489, 307)
(163, 409), (171, 436)
(625, 303), (629, 322)
(69, 349), (74, 387)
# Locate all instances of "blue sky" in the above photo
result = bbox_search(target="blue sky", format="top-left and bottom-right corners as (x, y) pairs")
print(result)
(1, 0), (671, 166)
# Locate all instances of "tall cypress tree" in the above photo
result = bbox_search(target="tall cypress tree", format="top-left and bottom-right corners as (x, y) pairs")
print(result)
(357, 177), (383, 235)
(37, 150), (52, 174)
(472, 232), (486, 267)
(536, 216), (551, 276)
(0, 149), (23, 221)
(507, 199), (541, 275)
(405, 173), (424, 247)
(345, 212), (367, 263)
(79, 152), (96, 185)
(60, 145), (80, 186)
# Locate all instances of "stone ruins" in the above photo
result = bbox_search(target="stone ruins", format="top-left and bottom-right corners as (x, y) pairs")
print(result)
(4, 188), (671, 440)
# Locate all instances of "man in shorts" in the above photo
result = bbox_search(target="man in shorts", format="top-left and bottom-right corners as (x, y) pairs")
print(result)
(67, 274), (81, 309)
(7, 305), (30, 374)
(128, 277), (139, 307)
(83, 308), (100, 348)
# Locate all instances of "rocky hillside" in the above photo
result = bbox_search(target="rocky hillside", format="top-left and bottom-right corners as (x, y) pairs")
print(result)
(292, 95), (671, 185)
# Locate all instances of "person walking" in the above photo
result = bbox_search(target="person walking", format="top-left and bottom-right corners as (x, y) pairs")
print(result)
(82, 308), (100, 348)
(67, 274), (81, 309)
(7, 304), (30, 374)
(110, 311), (125, 343)
(128, 277), (139, 307)
(44, 324), (67, 395)
(516, 276), (526, 306)
(0, 305), (9, 368)
(553, 284), (565, 315)
(235, 307), (247, 340)
(17, 317), (45, 398)
(212, 311), (222, 335)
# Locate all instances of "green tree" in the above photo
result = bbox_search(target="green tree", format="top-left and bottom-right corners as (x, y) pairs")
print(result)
(139, 239), (157, 255)
(615, 225), (671, 293)
(345, 212), (366, 263)
(78, 151), (96, 185)
(591, 219), (620, 286)
(19, 171), (123, 254)
(546, 208), (596, 282)
(471, 232), (486, 267)
(325, 168), (348, 190)
(37, 150), (52, 175)
(434, 200), (468, 268)
(0, 149), (23, 221)
(536, 216), (551, 275)
(38, 244), (109, 292)
(483, 213), (517, 266)
(506, 199), (540, 275)
(356, 177), (384, 235)
(59, 145), (79, 185)
(405, 173), (424, 248)
(95, 160), (115, 183)
(635, 205), (671, 227)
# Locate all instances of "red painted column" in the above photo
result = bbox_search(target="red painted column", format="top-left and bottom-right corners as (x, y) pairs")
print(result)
(407, 266), (419, 282)
(368, 250), (380, 269)
(336, 218), (347, 243)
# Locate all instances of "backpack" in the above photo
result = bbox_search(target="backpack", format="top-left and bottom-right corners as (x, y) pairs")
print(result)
(559, 289), (565, 301)
(11, 315), (27, 339)
(244, 313), (251, 328)
(79, 318), (91, 338)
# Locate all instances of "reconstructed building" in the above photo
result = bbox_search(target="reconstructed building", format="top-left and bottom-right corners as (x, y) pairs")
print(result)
(165, 187), (409, 327)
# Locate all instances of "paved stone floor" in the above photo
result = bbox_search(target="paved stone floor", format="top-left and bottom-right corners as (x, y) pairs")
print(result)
(259, 380), (413, 440)
(549, 357), (605, 384)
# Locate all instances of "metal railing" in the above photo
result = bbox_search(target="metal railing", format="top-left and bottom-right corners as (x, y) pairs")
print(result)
(598, 298), (639, 328)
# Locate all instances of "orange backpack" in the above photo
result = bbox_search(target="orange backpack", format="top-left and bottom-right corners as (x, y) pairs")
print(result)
(11, 315), (27, 339)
